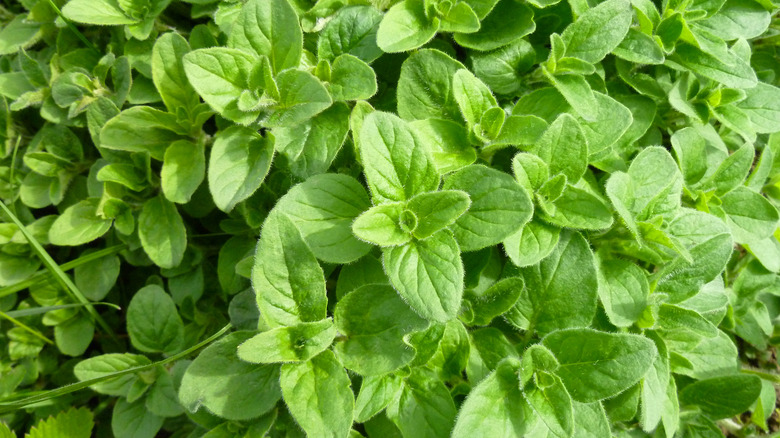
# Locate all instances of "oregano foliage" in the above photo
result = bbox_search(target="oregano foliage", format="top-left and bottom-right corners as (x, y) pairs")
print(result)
(0, 0), (779, 436)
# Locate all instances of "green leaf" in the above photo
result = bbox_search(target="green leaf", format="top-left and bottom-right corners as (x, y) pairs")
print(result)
(407, 190), (471, 240)
(274, 173), (372, 263)
(503, 219), (561, 268)
(545, 73), (598, 123)
(265, 69), (333, 127)
(737, 82), (780, 134)
(439, 2), (480, 33)
(540, 183), (615, 230)
(111, 399), (163, 438)
(678, 375), (762, 419)
(317, 6), (384, 63)
(359, 111), (440, 204)
(280, 350), (354, 438)
(452, 358), (535, 437)
(328, 55), (378, 101)
(138, 195), (187, 269)
(409, 119), (477, 173)
(655, 209), (733, 302)
(126, 285), (184, 355)
(49, 199), (112, 246)
(383, 230), (464, 322)
(612, 28), (665, 64)
(471, 39), (535, 95)
(453, 69), (497, 129)
(25, 407), (94, 438)
(152, 32), (200, 115)
(355, 375), (404, 423)
(62, 0), (138, 25)
(182, 48), (257, 125)
(161, 140), (204, 204)
(390, 371), (457, 438)
(252, 212), (327, 328)
(238, 320), (336, 363)
(208, 126), (274, 213)
(274, 102), (350, 179)
(74, 353), (152, 397)
(228, 0), (302, 73)
(352, 202), (413, 247)
(100, 106), (185, 160)
(525, 374), (574, 438)
(532, 114), (588, 182)
(376, 0), (439, 53)
(606, 146), (683, 223)
(543, 329), (658, 402)
(577, 92), (633, 155)
(453, 0), (535, 51)
(465, 277), (524, 326)
(561, 0), (633, 63)
(719, 187), (779, 243)
(334, 284), (428, 375)
(443, 165), (534, 251)
(669, 44), (757, 89)
(705, 142), (754, 195)
(397, 49), (466, 122)
(694, 0), (770, 41)
(179, 332), (281, 421)
(0, 15), (41, 56)
(507, 231), (597, 334)
(597, 258), (649, 328)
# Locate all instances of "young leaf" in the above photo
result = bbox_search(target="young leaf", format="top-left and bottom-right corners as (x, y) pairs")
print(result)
(406, 190), (471, 240)
(280, 350), (354, 438)
(352, 202), (413, 247)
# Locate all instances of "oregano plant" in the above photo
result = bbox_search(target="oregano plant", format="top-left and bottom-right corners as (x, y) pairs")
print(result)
(0, 0), (779, 436)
